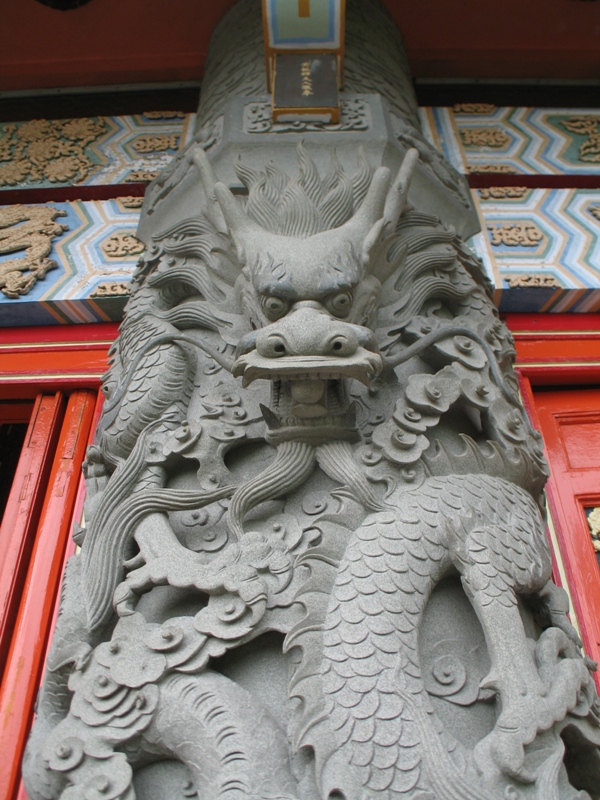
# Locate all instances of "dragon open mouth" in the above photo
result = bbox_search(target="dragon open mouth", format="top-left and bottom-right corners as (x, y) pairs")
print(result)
(232, 348), (383, 387)
(233, 348), (382, 444)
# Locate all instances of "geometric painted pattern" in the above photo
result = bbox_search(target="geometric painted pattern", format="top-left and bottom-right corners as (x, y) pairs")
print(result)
(470, 189), (600, 312)
(420, 106), (600, 175)
(2, 188), (600, 323)
(0, 112), (196, 190)
(0, 199), (142, 326)
(2, 106), (600, 324)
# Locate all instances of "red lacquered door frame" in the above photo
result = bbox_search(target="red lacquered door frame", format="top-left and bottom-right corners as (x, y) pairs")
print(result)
(0, 393), (66, 677)
(0, 325), (111, 800)
(509, 314), (600, 690)
(520, 383), (600, 685)
(0, 390), (98, 800)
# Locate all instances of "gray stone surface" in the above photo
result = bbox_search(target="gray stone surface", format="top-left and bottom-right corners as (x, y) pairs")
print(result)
(24, 1), (600, 798)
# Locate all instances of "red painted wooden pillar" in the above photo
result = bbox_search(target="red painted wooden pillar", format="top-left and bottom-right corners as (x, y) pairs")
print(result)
(0, 393), (65, 677)
(0, 389), (97, 800)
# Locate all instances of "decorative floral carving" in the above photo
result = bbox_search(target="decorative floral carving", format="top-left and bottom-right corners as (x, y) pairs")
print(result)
(478, 186), (529, 200)
(467, 164), (518, 173)
(0, 204), (68, 298)
(588, 204), (600, 221)
(244, 98), (370, 134)
(453, 104), (496, 114)
(115, 196), (144, 211)
(125, 169), (159, 183)
(0, 117), (106, 186)
(505, 274), (561, 288)
(131, 134), (180, 154)
(460, 127), (511, 148)
(143, 111), (186, 119)
(100, 232), (145, 259)
(90, 282), (131, 298)
(559, 116), (600, 163)
(488, 222), (544, 247)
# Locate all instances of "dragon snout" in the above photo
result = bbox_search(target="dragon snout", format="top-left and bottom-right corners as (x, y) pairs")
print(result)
(256, 320), (358, 358)
(233, 303), (383, 386)
(256, 309), (360, 360)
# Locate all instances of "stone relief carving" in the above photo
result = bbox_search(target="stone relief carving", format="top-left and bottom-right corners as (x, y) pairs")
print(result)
(0, 204), (68, 298)
(0, 117), (106, 186)
(389, 109), (473, 211)
(24, 1), (600, 799)
(244, 98), (370, 134)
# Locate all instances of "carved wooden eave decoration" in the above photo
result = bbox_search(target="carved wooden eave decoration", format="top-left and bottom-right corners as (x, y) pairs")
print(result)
(0, 118), (106, 187)
(0, 205), (68, 298)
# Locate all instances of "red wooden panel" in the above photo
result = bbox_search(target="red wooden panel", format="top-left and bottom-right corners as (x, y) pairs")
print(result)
(532, 388), (600, 686)
(0, 323), (118, 347)
(504, 314), (600, 334)
(559, 416), (600, 470)
(0, 348), (110, 376)
(0, 393), (65, 677)
(503, 315), (600, 386)
(0, 390), (97, 800)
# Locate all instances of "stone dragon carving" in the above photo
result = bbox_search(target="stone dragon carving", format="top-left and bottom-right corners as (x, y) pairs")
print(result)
(24, 1), (600, 799)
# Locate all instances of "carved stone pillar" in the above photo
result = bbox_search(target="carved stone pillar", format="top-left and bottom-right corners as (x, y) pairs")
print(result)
(24, 2), (600, 799)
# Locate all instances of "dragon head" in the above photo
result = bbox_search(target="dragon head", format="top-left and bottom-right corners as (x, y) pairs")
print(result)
(194, 146), (418, 444)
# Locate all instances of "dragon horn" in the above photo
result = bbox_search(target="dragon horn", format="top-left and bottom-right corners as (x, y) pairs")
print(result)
(347, 166), (391, 235)
(382, 147), (419, 233)
(192, 147), (227, 232)
(214, 181), (270, 265)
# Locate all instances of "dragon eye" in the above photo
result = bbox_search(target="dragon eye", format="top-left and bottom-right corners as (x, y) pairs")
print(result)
(326, 291), (353, 318)
(261, 295), (289, 320)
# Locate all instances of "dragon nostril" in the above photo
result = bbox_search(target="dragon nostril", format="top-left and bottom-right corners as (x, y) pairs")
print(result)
(327, 334), (356, 357)
(273, 343), (286, 354)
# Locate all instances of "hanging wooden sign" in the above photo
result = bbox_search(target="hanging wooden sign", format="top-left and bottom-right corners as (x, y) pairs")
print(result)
(262, 0), (345, 120)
